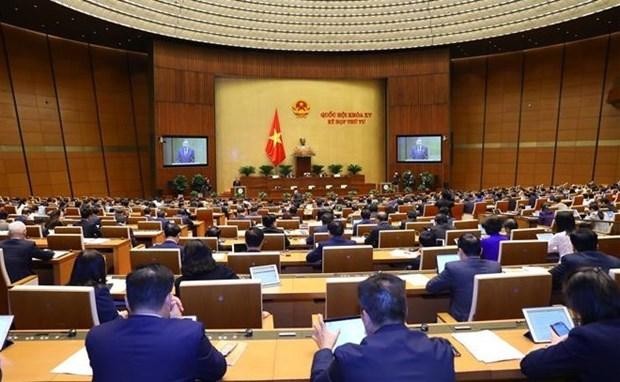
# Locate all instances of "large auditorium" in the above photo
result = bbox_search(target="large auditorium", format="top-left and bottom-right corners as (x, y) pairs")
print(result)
(0, 1), (619, 381)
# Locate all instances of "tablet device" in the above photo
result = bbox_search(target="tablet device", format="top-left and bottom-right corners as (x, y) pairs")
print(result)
(0, 315), (13, 351)
(522, 306), (574, 343)
(436, 254), (459, 273)
(536, 233), (554, 242)
(249, 264), (280, 287)
(324, 316), (366, 350)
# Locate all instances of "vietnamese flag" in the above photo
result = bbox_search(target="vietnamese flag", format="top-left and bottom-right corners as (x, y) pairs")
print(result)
(265, 109), (286, 166)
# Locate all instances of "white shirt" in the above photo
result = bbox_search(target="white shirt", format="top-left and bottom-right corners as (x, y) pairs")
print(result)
(548, 231), (573, 259)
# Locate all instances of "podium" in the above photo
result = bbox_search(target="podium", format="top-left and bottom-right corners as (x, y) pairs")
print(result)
(295, 156), (311, 177)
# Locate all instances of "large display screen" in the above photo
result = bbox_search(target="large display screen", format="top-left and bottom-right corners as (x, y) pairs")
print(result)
(163, 136), (208, 167)
(396, 135), (442, 163)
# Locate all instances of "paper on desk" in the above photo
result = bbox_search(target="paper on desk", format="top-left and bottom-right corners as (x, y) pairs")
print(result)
(389, 249), (419, 258)
(106, 278), (126, 295)
(212, 252), (226, 261)
(51, 347), (93, 376)
(52, 250), (69, 259)
(398, 273), (429, 287)
(452, 330), (523, 363)
(215, 341), (247, 366)
(83, 238), (109, 244)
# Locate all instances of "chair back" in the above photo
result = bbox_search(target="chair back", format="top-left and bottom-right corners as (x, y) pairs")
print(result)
(419, 246), (459, 270)
(101, 226), (131, 239)
(195, 209), (214, 225)
(218, 225), (239, 238)
(64, 207), (80, 217)
(468, 272), (551, 321)
(137, 221), (162, 231)
(55, 226), (83, 235)
(598, 236), (620, 258)
(445, 229), (481, 245)
(533, 198), (548, 211)
(0, 250), (38, 314)
(423, 204), (439, 217)
(472, 202), (487, 219)
(25, 225), (43, 238)
(388, 213), (407, 223)
(498, 240), (548, 266)
(378, 230), (416, 248)
(129, 248), (181, 274)
(227, 253), (281, 274)
(509, 228), (547, 240)
(356, 224), (376, 237)
(322, 245), (373, 273)
(178, 237), (218, 252)
(610, 269), (620, 287)
(276, 219), (300, 230)
(495, 201), (509, 213)
(128, 216), (147, 224)
(325, 277), (366, 319)
(314, 232), (352, 245)
(405, 221), (431, 233)
(453, 220), (479, 230)
(451, 203), (465, 220)
(227, 219), (252, 230)
(9, 285), (99, 329)
(47, 234), (84, 251)
(180, 279), (263, 329)
(262, 233), (285, 251)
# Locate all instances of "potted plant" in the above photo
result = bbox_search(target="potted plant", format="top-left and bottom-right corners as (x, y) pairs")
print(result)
(347, 190), (358, 197)
(190, 174), (206, 194)
(311, 164), (324, 176)
(239, 166), (256, 177)
(304, 191), (313, 200)
(278, 164), (293, 177)
(282, 191), (292, 201)
(259, 165), (274, 176)
(418, 171), (436, 190)
(347, 164), (362, 175)
(328, 164), (343, 176)
(172, 175), (188, 195)
(258, 191), (267, 200)
(402, 170), (415, 192)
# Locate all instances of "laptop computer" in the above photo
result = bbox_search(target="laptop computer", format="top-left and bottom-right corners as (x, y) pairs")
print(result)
(522, 306), (575, 343)
(324, 316), (366, 351)
(436, 254), (460, 273)
(249, 264), (280, 287)
(0, 315), (14, 350)
(536, 233), (554, 242)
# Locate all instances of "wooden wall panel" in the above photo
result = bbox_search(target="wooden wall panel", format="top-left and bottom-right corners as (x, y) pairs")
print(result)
(0, 28), (29, 196)
(554, 37), (608, 184)
(450, 58), (486, 190)
(49, 37), (108, 197)
(481, 53), (523, 188)
(91, 47), (143, 197)
(594, 34), (620, 183)
(3, 25), (70, 196)
(129, 53), (153, 196)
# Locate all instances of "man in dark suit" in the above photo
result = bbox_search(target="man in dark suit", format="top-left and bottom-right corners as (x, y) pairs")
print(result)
(175, 139), (195, 163)
(310, 273), (454, 381)
(76, 205), (101, 238)
(409, 138), (429, 160)
(86, 264), (226, 381)
(306, 221), (356, 263)
(261, 214), (290, 249)
(243, 227), (264, 252)
(550, 228), (620, 290)
(0, 221), (54, 283)
(429, 213), (454, 244)
(307, 212), (334, 246)
(353, 208), (373, 236)
(153, 223), (184, 258)
(426, 233), (502, 321)
(364, 212), (395, 248)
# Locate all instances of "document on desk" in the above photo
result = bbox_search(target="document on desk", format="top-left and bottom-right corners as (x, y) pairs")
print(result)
(452, 330), (524, 363)
(390, 249), (419, 258)
(51, 347), (92, 376)
(212, 252), (226, 261)
(83, 238), (109, 244)
(52, 250), (70, 259)
(398, 273), (429, 287)
(106, 277), (126, 295)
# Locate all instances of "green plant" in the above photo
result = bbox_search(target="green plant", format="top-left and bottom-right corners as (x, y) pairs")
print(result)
(402, 170), (415, 190)
(368, 189), (378, 196)
(190, 190), (200, 197)
(327, 164), (343, 175)
(258, 191), (267, 200)
(282, 191), (292, 201)
(278, 164), (293, 177)
(311, 164), (324, 176)
(172, 175), (188, 194)
(259, 165), (274, 176)
(348, 190), (358, 197)
(326, 191), (338, 200)
(190, 174), (206, 193)
(304, 191), (313, 200)
(239, 166), (256, 176)
(347, 164), (362, 175)
(418, 171), (436, 190)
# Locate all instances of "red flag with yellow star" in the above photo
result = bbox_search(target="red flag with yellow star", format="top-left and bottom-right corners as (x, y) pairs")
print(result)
(265, 109), (286, 166)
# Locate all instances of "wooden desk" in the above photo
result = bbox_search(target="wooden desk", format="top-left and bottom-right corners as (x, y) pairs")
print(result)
(1, 323), (535, 381)
(33, 251), (79, 285)
(132, 230), (165, 247)
(192, 220), (206, 237)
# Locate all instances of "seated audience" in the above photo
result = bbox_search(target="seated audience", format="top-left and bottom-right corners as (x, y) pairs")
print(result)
(244, 227), (264, 252)
(549, 228), (620, 290)
(418, 229), (439, 247)
(44, 209), (63, 236)
(353, 208), (373, 236)
(76, 205), (102, 238)
(399, 210), (418, 230)
(426, 233), (502, 321)
(175, 240), (237, 296)
(480, 215), (507, 262)
(86, 264), (227, 381)
(364, 211), (395, 248)
(0, 221), (54, 283)
(307, 212), (334, 246)
(502, 218), (518, 238)
(537, 204), (555, 227)
(429, 213), (454, 244)
(206, 226), (221, 238)
(153, 223), (184, 256)
(306, 221), (356, 263)
(261, 214), (290, 249)
(548, 210), (576, 258)
(68, 250), (122, 323)
(521, 268), (620, 381)
(0, 209), (9, 231)
(310, 273), (454, 381)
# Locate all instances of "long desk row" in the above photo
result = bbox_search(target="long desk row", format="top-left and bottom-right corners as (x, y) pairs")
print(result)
(0, 320), (538, 381)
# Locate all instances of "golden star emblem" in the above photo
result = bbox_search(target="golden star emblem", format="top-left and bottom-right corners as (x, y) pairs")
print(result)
(270, 131), (282, 145)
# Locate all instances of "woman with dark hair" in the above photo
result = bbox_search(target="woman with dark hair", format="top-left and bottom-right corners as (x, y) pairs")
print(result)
(521, 268), (620, 381)
(480, 215), (507, 262)
(68, 249), (121, 323)
(174, 239), (238, 296)
(548, 210), (576, 258)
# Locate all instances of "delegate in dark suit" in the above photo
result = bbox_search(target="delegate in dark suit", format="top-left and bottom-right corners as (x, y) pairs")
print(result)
(176, 146), (195, 163)
(364, 212), (394, 248)
(409, 144), (429, 160)
(87, 315), (225, 382)
(426, 233), (502, 321)
(306, 236), (356, 263)
(262, 226), (291, 249)
(0, 238), (54, 283)
(76, 218), (101, 238)
(550, 250), (620, 289)
(311, 323), (455, 382)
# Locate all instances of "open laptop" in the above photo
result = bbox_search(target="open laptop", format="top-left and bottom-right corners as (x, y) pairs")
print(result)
(436, 254), (460, 273)
(536, 233), (554, 242)
(249, 264), (280, 287)
(522, 306), (575, 343)
(0, 315), (14, 350)
(324, 316), (366, 351)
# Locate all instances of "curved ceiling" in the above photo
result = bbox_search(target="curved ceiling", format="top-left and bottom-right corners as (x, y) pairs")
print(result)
(51, 0), (617, 51)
